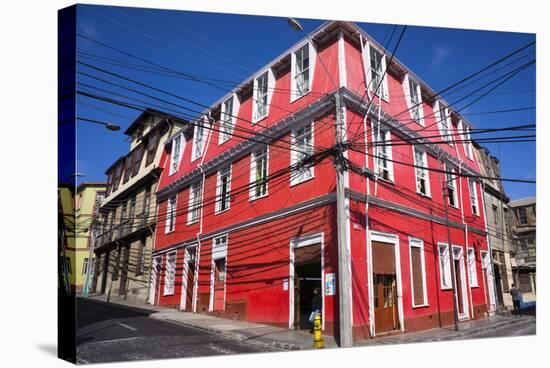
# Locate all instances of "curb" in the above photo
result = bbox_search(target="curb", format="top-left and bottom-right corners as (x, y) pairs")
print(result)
(154, 316), (305, 351)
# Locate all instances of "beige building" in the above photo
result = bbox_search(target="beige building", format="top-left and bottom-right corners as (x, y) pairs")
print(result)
(474, 145), (514, 310)
(92, 110), (186, 303)
(509, 197), (536, 302)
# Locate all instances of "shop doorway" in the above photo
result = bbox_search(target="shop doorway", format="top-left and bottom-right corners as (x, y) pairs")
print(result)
(372, 240), (400, 333)
(289, 233), (324, 331)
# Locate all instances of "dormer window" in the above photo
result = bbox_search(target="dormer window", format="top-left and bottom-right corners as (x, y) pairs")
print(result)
(219, 96), (236, 144)
(291, 43), (316, 102)
(404, 74), (424, 125)
(367, 45), (389, 100)
(253, 70), (273, 123)
(436, 101), (452, 144)
(192, 117), (209, 161)
(169, 133), (183, 175)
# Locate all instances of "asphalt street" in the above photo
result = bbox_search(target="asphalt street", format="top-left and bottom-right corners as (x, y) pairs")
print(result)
(76, 298), (277, 364)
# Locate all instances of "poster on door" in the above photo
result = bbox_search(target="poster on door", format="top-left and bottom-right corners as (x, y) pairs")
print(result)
(325, 273), (335, 295)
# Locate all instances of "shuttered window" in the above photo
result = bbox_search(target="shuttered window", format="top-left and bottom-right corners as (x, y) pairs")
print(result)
(372, 241), (396, 275)
(145, 130), (160, 166)
(132, 145), (144, 176)
(409, 238), (427, 306)
(163, 252), (176, 295)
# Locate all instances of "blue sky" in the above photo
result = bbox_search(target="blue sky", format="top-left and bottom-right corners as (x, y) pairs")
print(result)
(75, 4), (536, 199)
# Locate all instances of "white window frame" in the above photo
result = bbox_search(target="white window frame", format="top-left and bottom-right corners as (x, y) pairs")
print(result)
(187, 181), (202, 225)
(438, 243), (452, 290)
(469, 179), (479, 216)
(82, 258), (90, 275)
(191, 117), (208, 161)
(409, 238), (428, 307)
(445, 163), (459, 209)
(435, 101), (453, 145)
(215, 165), (232, 214)
(413, 147), (431, 197)
(403, 74), (424, 125)
(165, 195), (177, 234)
(290, 122), (315, 186)
(163, 251), (177, 296)
(467, 247), (478, 287)
(290, 42), (316, 102)
(219, 95), (238, 145)
(372, 123), (394, 181)
(458, 120), (474, 160)
(365, 43), (389, 101)
(169, 133), (184, 176)
(249, 146), (269, 200)
(252, 69), (274, 123)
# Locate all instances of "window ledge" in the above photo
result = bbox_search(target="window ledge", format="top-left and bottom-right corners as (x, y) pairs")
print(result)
(416, 191), (432, 199)
(214, 207), (230, 215)
(290, 173), (315, 187)
(187, 219), (199, 226)
(163, 292), (174, 296)
(252, 114), (268, 125)
(412, 303), (430, 309)
(290, 90), (310, 104)
(164, 229), (175, 234)
(249, 192), (268, 202)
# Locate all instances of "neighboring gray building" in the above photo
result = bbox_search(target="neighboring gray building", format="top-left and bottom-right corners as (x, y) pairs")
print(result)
(509, 197), (536, 302)
(474, 145), (514, 310)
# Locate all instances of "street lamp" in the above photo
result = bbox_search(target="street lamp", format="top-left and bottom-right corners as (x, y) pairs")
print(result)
(287, 18), (304, 32)
(59, 117), (121, 131)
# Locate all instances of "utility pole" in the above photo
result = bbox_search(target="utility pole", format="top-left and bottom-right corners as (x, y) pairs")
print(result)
(287, 18), (352, 347)
(334, 91), (353, 347)
(440, 160), (459, 331)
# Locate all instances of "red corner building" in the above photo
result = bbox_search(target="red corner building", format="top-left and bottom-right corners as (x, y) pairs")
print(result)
(149, 21), (497, 342)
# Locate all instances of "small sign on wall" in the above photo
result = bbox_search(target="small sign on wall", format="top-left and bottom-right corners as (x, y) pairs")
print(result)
(283, 278), (288, 291)
(325, 273), (335, 296)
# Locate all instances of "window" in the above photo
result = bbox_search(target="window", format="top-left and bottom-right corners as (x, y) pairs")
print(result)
(219, 96), (235, 144)
(459, 120), (473, 160)
(409, 238), (428, 307)
(106, 172), (114, 196)
(170, 134), (183, 175)
(65, 256), (72, 275)
(216, 166), (231, 213)
(192, 118), (208, 161)
(136, 238), (146, 276)
(373, 124), (394, 181)
(438, 244), (452, 289)
(250, 147), (268, 199)
(445, 164), (458, 208)
(290, 123), (314, 185)
(145, 130), (160, 166)
(436, 101), (452, 143)
(369, 45), (388, 100)
(142, 185), (151, 225)
(212, 235), (228, 282)
(406, 76), (423, 124)
(163, 252), (176, 296)
(414, 148), (430, 196)
(128, 196), (136, 230)
(215, 258), (226, 283)
(165, 195), (176, 233)
(518, 207), (528, 225)
(82, 258), (89, 275)
(123, 154), (133, 183)
(467, 248), (478, 287)
(291, 44), (313, 100)
(188, 181), (202, 224)
(469, 179), (479, 215)
(112, 163), (123, 191)
(132, 145), (144, 176)
(253, 71), (270, 122)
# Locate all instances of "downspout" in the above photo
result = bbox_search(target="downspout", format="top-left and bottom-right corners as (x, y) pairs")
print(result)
(193, 113), (214, 313)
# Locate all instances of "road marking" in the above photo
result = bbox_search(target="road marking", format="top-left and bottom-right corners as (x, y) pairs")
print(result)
(116, 322), (138, 331)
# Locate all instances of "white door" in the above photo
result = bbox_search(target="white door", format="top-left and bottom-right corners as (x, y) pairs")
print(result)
(148, 256), (162, 305)
(481, 251), (497, 313)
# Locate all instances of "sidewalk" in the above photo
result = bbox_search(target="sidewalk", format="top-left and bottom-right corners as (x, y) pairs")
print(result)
(86, 294), (533, 350)
(356, 314), (535, 346)
(87, 294), (337, 351)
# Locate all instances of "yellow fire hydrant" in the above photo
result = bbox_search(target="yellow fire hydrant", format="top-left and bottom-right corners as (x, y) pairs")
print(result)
(313, 314), (325, 348)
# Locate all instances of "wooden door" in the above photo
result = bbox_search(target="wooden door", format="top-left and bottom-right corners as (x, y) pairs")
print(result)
(454, 259), (464, 314)
(374, 274), (398, 333)
(185, 262), (195, 311)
